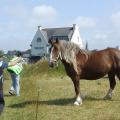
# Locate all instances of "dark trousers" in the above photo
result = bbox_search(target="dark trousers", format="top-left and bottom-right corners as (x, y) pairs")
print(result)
(0, 77), (5, 114)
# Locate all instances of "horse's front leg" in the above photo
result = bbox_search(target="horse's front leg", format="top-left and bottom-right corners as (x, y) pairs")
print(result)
(72, 77), (82, 106)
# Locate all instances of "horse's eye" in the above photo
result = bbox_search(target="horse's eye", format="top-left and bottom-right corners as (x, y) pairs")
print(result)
(54, 46), (58, 50)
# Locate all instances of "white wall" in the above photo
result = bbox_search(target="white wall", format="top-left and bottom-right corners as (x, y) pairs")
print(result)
(31, 25), (84, 57)
(71, 25), (83, 49)
(31, 29), (47, 56)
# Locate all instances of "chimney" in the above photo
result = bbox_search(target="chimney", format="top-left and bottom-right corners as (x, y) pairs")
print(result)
(73, 24), (76, 29)
(38, 26), (42, 30)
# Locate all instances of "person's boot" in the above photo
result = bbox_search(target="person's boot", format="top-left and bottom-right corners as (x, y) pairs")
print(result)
(9, 90), (15, 96)
(0, 98), (5, 114)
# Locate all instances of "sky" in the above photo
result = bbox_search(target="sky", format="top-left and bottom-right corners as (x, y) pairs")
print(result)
(0, 0), (120, 52)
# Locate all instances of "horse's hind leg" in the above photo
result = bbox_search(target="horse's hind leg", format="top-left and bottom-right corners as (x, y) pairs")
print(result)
(104, 73), (116, 99)
(116, 70), (120, 80)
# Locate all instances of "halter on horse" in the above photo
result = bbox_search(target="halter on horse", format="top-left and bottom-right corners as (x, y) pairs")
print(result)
(49, 39), (120, 106)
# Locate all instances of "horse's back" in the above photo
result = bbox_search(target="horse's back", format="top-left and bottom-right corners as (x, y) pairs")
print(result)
(92, 48), (120, 68)
(89, 48), (120, 62)
(81, 48), (120, 80)
(104, 48), (120, 68)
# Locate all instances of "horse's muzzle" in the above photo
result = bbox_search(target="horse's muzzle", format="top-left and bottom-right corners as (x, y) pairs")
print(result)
(49, 61), (58, 68)
(49, 62), (54, 67)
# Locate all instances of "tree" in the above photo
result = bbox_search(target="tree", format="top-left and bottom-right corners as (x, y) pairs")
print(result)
(0, 50), (4, 57)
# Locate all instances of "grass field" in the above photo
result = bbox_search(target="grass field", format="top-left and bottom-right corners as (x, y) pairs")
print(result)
(0, 60), (120, 120)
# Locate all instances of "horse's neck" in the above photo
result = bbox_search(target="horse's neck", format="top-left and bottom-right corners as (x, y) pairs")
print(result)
(60, 48), (75, 64)
(60, 45), (84, 60)
(79, 50), (89, 61)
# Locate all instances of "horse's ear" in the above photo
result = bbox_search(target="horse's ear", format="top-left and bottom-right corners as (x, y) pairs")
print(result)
(55, 38), (59, 43)
(52, 38), (59, 44)
(48, 38), (59, 45)
(48, 38), (52, 44)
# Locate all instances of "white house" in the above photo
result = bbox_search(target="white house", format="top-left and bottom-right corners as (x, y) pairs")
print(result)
(30, 24), (83, 57)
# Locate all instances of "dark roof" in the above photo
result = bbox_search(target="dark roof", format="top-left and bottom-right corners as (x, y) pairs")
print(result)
(42, 27), (74, 40)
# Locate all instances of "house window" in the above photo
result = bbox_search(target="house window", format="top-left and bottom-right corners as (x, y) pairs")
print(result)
(37, 37), (42, 42)
(52, 36), (68, 41)
(35, 47), (44, 50)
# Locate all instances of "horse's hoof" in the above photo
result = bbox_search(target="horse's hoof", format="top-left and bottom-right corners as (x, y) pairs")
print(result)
(74, 101), (80, 106)
(74, 101), (82, 106)
(103, 96), (112, 100)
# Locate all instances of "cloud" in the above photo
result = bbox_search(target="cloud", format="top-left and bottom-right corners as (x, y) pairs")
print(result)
(94, 33), (108, 40)
(0, 4), (59, 51)
(73, 16), (96, 28)
(33, 5), (57, 20)
(27, 5), (58, 27)
(0, 4), (58, 32)
(2, 5), (28, 20)
(112, 11), (120, 27)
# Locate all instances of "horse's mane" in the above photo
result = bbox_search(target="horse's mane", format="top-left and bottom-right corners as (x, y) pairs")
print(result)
(58, 40), (86, 64)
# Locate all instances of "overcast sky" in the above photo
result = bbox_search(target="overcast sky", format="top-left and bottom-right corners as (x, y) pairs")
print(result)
(0, 0), (120, 52)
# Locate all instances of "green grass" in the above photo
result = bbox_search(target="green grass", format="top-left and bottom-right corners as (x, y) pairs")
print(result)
(0, 60), (120, 120)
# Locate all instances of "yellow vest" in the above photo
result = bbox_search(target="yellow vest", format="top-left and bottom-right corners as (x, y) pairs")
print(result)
(7, 57), (23, 75)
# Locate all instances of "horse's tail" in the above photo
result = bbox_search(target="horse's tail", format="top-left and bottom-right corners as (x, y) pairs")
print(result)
(116, 66), (120, 80)
(116, 50), (120, 80)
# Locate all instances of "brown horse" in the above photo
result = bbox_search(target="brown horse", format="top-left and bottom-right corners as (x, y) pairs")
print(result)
(49, 39), (120, 106)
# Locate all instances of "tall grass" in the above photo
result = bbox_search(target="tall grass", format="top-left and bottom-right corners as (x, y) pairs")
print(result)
(0, 60), (120, 120)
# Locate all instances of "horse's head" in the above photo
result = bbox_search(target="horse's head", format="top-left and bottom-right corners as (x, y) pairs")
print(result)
(48, 38), (60, 67)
